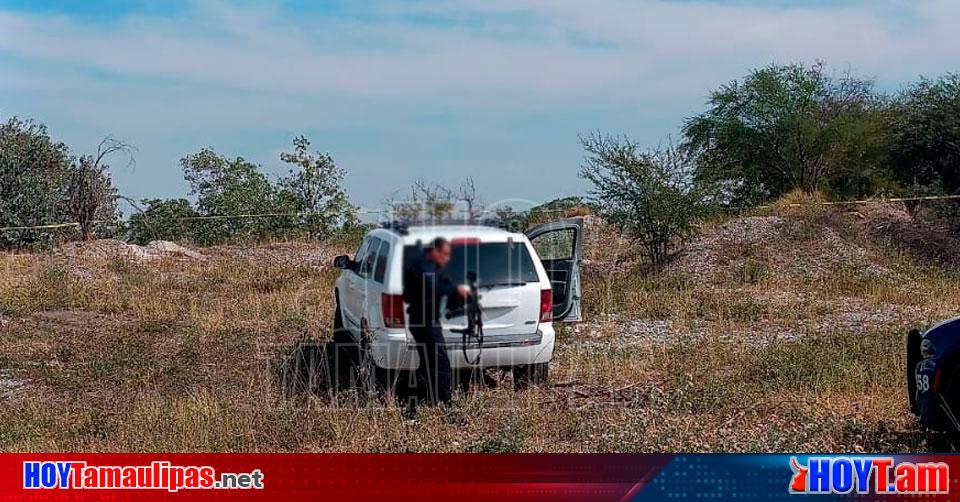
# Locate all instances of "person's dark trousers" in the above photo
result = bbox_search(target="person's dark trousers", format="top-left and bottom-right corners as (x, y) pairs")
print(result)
(409, 324), (453, 407)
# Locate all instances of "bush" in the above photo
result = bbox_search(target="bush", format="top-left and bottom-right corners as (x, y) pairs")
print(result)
(579, 133), (713, 265)
(277, 136), (358, 238)
(140, 138), (358, 246)
(683, 62), (890, 205)
(0, 117), (73, 247)
(890, 74), (960, 197)
(129, 199), (198, 245)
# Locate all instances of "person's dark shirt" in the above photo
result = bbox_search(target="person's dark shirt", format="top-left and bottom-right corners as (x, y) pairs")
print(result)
(403, 256), (458, 327)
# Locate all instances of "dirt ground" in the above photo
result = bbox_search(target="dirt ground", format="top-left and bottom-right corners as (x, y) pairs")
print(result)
(0, 202), (958, 452)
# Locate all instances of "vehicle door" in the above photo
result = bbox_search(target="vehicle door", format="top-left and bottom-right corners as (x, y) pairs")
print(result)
(364, 238), (392, 330)
(526, 218), (584, 322)
(354, 236), (383, 330)
(341, 237), (373, 330)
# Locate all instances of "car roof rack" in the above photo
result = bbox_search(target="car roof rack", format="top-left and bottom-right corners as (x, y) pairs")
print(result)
(380, 220), (410, 235)
(379, 217), (523, 234)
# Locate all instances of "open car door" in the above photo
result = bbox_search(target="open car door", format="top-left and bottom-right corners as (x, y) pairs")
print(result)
(526, 218), (583, 322)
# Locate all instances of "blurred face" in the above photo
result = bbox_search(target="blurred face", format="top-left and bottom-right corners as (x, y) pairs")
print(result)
(427, 243), (452, 269)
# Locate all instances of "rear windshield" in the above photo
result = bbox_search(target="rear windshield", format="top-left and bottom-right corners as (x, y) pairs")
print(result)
(403, 241), (539, 287)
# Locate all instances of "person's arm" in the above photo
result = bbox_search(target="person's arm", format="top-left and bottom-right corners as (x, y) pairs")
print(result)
(439, 273), (471, 299)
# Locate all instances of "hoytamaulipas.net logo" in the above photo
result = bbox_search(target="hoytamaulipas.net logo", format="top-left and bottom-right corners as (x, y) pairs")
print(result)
(789, 456), (948, 495)
(23, 461), (264, 492)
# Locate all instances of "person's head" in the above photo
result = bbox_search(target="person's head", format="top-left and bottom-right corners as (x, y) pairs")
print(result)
(424, 237), (452, 269)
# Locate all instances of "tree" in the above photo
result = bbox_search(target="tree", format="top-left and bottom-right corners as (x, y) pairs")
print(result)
(128, 198), (198, 245)
(456, 177), (483, 223)
(386, 178), (487, 223)
(278, 136), (357, 237)
(181, 148), (294, 244)
(890, 74), (960, 196)
(683, 62), (888, 205)
(386, 179), (455, 222)
(0, 117), (73, 247)
(580, 133), (711, 265)
(64, 137), (132, 240)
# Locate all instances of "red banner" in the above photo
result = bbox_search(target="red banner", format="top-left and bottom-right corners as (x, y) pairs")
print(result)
(1, 453), (671, 501)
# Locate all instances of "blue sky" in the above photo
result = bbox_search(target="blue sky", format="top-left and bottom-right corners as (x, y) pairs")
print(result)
(1, 0), (958, 212)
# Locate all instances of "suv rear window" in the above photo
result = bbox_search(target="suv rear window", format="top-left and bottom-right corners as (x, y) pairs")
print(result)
(403, 241), (539, 287)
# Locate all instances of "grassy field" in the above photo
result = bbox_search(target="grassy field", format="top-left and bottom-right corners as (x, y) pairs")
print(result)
(0, 203), (958, 452)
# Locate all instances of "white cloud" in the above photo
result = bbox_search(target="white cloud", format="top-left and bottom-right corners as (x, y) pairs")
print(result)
(3, 0), (958, 113)
(1, 0), (958, 204)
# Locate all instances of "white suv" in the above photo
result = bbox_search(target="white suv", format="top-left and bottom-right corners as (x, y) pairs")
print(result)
(331, 219), (583, 388)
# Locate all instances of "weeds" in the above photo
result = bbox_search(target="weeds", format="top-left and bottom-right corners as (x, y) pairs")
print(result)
(0, 204), (955, 452)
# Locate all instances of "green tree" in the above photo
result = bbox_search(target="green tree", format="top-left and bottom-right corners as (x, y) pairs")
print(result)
(181, 148), (295, 244)
(128, 198), (198, 245)
(683, 62), (888, 205)
(278, 136), (357, 237)
(63, 138), (132, 240)
(890, 74), (960, 196)
(580, 133), (712, 265)
(0, 117), (73, 247)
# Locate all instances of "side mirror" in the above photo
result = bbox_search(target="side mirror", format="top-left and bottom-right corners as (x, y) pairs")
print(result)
(333, 255), (352, 270)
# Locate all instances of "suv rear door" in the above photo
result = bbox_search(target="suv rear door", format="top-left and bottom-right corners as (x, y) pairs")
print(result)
(526, 218), (583, 322)
(342, 236), (378, 331)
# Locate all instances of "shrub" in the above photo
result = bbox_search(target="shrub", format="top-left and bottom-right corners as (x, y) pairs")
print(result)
(0, 117), (72, 247)
(129, 199), (198, 245)
(890, 73), (960, 197)
(683, 62), (890, 205)
(181, 148), (298, 245)
(579, 133), (713, 265)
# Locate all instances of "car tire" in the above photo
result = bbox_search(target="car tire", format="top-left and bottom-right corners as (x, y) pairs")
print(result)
(456, 367), (485, 394)
(513, 362), (549, 389)
(353, 319), (396, 397)
(907, 329), (922, 415)
(330, 299), (359, 390)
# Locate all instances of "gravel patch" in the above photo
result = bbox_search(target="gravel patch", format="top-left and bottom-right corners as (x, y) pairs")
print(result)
(673, 215), (893, 284)
(209, 242), (341, 270)
(571, 294), (931, 349)
(0, 370), (26, 402)
(56, 239), (205, 263)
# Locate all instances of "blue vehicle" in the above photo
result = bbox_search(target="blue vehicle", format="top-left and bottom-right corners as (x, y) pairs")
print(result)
(908, 316), (960, 432)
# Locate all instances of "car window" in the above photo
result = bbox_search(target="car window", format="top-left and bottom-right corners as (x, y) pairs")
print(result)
(373, 240), (390, 283)
(360, 237), (381, 278)
(403, 241), (539, 287)
(354, 238), (371, 263)
(531, 228), (576, 261)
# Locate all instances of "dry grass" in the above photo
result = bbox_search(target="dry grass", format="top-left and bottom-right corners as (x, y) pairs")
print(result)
(1, 203), (958, 452)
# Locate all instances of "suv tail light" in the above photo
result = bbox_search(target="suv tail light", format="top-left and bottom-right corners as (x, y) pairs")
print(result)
(539, 289), (553, 322)
(382, 294), (405, 328)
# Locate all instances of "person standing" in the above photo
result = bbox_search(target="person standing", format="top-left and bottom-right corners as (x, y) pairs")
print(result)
(402, 237), (470, 417)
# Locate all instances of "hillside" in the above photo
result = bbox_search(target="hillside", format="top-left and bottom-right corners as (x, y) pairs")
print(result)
(0, 202), (958, 452)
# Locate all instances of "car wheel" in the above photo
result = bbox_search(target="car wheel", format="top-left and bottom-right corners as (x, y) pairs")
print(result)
(330, 299), (359, 390)
(332, 297), (352, 343)
(354, 320), (395, 397)
(456, 367), (484, 394)
(907, 329), (922, 415)
(513, 362), (549, 389)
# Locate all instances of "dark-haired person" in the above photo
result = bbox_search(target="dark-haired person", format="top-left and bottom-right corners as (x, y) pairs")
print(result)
(402, 237), (470, 418)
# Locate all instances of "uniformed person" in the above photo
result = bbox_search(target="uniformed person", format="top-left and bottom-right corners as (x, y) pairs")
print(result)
(402, 237), (470, 417)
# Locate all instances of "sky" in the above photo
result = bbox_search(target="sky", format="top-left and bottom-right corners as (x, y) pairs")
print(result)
(1, 0), (959, 213)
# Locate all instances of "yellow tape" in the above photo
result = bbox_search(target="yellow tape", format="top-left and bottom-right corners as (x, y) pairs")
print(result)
(3, 194), (954, 231)
(756, 194), (960, 209)
(0, 222), (79, 232)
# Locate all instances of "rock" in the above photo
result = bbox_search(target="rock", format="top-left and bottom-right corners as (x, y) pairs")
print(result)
(56, 239), (205, 263)
(0, 369), (26, 402)
(145, 240), (206, 260)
